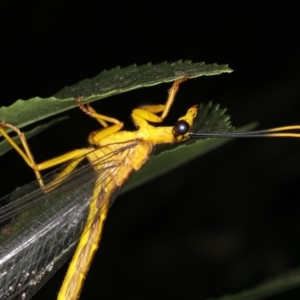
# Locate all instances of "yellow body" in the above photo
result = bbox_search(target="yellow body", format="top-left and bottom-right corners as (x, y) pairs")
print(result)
(0, 77), (198, 300)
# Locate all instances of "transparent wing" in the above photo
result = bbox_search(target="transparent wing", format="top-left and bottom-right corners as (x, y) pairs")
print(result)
(0, 141), (139, 300)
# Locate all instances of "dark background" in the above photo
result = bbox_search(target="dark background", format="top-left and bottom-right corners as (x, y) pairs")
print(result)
(1, 2), (300, 299)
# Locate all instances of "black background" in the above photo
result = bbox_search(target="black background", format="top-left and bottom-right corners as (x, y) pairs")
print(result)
(1, 2), (300, 299)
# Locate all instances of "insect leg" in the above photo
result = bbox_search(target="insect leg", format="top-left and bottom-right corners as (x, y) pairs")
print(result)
(76, 98), (125, 144)
(1, 122), (44, 185)
(132, 76), (188, 127)
(1, 122), (93, 190)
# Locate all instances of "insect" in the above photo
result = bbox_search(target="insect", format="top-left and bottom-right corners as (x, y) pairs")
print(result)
(0, 77), (300, 300)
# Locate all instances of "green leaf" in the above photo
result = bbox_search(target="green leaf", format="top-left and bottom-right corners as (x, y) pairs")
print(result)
(0, 61), (232, 130)
(206, 267), (300, 300)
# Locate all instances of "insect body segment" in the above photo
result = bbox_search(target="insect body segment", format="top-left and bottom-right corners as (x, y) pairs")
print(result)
(58, 140), (153, 300)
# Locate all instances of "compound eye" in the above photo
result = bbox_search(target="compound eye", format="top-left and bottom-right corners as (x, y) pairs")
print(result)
(173, 120), (190, 137)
